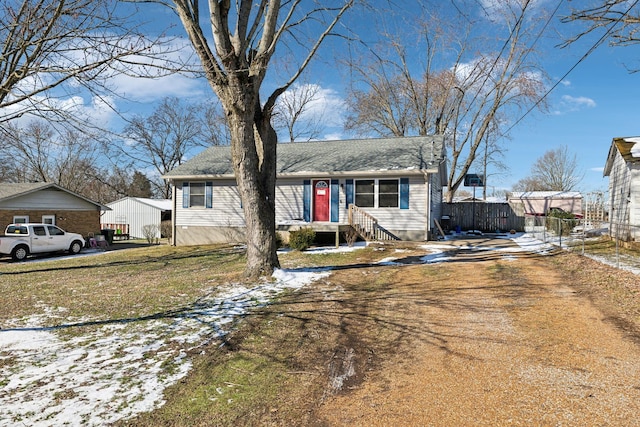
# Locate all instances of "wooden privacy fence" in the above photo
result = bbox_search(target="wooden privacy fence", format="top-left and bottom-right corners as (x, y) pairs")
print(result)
(441, 202), (524, 233)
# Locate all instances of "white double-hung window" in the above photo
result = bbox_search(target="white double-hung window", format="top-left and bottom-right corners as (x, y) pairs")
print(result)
(354, 179), (399, 208)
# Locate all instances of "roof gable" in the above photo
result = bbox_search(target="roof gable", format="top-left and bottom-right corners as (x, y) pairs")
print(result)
(163, 136), (446, 179)
(603, 137), (640, 177)
(0, 182), (109, 209)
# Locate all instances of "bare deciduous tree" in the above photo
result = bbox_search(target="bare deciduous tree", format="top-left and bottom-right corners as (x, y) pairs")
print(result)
(273, 83), (325, 142)
(562, 1), (640, 48)
(0, 121), (100, 193)
(154, 0), (353, 277)
(82, 166), (154, 203)
(121, 97), (206, 198)
(0, 0), (170, 126)
(201, 101), (231, 147)
(345, 16), (463, 138)
(344, 1), (549, 201)
(513, 145), (583, 192)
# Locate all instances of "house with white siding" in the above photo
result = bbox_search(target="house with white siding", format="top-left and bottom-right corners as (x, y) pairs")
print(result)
(101, 197), (172, 240)
(162, 136), (447, 245)
(603, 136), (640, 242)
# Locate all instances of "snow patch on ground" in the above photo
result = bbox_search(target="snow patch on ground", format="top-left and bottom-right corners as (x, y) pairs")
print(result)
(0, 268), (329, 427)
(1, 234), (634, 425)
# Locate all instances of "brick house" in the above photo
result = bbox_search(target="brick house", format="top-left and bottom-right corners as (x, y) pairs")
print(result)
(0, 182), (109, 238)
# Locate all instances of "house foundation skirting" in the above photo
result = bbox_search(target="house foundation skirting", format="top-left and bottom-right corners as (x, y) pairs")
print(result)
(174, 223), (429, 246)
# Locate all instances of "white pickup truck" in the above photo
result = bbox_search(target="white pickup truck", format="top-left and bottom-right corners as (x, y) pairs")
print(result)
(0, 223), (85, 261)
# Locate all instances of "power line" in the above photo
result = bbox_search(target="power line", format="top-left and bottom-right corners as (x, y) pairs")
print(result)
(504, 0), (640, 135)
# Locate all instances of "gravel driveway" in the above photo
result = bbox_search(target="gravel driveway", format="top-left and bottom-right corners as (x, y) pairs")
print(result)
(315, 237), (640, 426)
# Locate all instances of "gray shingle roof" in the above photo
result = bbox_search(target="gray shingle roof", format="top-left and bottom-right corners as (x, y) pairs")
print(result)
(164, 135), (445, 179)
(0, 182), (109, 209)
(0, 182), (52, 201)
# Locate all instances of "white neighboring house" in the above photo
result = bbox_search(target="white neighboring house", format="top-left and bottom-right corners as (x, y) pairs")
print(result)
(162, 136), (448, 245)
(603, 136), (640, 242)
(101, 197), (172, 240)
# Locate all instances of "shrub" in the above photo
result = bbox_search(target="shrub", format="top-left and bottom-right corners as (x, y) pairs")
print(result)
(142, 224), (160, 244)
(546, 210), (577, 236)
(288, 228), (316, 251)
(160, 220), (172, 243)
(275, 232), (285, 249)
(343, 227), (359, 247)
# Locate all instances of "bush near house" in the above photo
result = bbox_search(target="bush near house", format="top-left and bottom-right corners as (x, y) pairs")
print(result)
(288, 228), (316, 251)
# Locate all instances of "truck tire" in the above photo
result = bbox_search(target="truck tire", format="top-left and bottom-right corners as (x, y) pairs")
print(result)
(69, 240), (83, 255)
(11, 245), (29, 262)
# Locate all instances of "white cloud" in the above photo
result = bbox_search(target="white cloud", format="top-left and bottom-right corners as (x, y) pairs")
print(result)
(562, 95), (596, 108)
(322, 132), (345, 141)
(111, 74), (206, 102)
(1, 94), (118, 130)
(306, 86), (347, 127)
(552, 95), (596, 115)
(275, 83), (347, 141)
(106, 37), (207, 102)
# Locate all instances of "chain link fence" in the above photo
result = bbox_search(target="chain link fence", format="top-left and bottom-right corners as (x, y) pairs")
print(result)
(524, 216), (640, 274)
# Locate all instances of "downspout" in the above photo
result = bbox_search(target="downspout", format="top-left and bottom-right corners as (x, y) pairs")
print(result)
(171, 181), (177, 246)
(425, 171), (431, 241)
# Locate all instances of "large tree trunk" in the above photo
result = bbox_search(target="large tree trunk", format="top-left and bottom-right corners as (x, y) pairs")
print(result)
(169, 0), (352, 278)
(226, 85), (280, 278)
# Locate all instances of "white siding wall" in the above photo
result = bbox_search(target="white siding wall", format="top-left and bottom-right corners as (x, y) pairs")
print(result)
(175, 180), (244, 228)
(0, 188), (96, 210)
(102, 198), (164, 239)
(631, 165), (640, 239)
(174, 175), (434, 244)
(358, 176), (429, 239)
(608, 151), (640, 240)
(275, 179), (305, 222)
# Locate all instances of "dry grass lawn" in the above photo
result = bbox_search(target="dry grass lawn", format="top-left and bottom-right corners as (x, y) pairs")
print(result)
(2, 238), (640, 426)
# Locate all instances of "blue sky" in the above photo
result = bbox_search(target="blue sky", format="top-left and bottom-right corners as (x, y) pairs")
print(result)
(20, 0), (639, 197)
(505, 33), (640, 196)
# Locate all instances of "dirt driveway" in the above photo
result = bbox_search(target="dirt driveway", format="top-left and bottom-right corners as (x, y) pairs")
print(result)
(310, 237), (640, 426)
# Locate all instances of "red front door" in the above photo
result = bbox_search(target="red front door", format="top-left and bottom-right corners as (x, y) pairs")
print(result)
(313, 180), (330, 222)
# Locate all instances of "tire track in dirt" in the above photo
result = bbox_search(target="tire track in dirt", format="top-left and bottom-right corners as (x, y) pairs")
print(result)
(315, 246), (640, 426)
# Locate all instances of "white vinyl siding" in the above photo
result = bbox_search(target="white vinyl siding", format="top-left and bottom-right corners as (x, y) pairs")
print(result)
(0, 188), (96, 210)
(354, 176), (428, 233)
(608, 151), (640, 241)
(175, 180), (244, 228)
(173, 174), (435, 242)
(275, 179), (306, 222)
